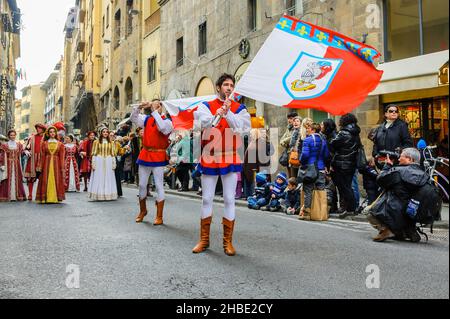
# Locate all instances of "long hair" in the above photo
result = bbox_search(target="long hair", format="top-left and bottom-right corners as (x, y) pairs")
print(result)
(300, 118), (313, 140)
(44, 126), (58, 141)
(98, 128), (111, 144)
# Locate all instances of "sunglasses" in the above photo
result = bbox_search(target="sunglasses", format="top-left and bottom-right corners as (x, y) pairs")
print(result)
(387, 109), (399, 114)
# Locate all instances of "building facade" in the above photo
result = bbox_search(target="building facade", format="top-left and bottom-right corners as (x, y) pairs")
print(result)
(19, 84), (46, 140)
(107, 0), (142, 129)
(158, 0), (448, 153)
(141, 0), (161, 103)
(0, 0), (21, 135)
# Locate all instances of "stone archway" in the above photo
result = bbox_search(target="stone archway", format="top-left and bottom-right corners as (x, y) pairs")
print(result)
(195, 77), (215, 97)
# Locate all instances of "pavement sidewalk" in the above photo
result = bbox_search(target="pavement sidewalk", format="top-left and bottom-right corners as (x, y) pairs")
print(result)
(155, 188), (448, 230)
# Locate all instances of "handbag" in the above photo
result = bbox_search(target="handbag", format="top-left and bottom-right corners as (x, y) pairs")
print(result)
(310, 190), (328, 221)
(356, 144), (368, 171)
(288, 150), (300, 167)
(298, 136), (323, 184)
(279, 149), (289, 167)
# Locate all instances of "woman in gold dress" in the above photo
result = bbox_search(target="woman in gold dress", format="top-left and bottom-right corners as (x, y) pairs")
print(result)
(35, 126), (66, 204)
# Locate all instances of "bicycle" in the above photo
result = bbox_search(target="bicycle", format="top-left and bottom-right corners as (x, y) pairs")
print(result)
(422, 145), (449, 202)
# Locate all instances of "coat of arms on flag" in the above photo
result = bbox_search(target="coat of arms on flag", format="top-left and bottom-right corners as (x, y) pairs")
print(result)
(283, 52), (343, 100)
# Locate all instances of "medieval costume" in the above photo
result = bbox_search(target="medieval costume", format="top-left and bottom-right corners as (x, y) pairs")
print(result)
(24, 123), (46, 200)
(88, 131), (118, 201)
(0, 139), (27, 202)
(113, 138), (125, 197)
(131, 104), (173, 225)
(35, 127), (66, 204)
(64, 142), (80, 192)
(192, 97), (251, 256)
(79, 133), (96, 191)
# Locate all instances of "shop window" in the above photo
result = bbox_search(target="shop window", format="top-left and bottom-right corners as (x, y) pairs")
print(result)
(384, 0), (449, 62)
(393, 97), (448, 146)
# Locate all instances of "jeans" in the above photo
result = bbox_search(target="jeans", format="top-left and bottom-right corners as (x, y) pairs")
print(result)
(248, 197), (268, 209)
(303, 171), (326, 210)
(352, 171), (360, 207)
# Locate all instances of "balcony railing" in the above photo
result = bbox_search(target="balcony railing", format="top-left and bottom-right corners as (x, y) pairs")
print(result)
(145, 9), (160, 35)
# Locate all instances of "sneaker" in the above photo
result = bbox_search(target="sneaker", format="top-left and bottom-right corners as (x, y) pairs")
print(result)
(261, 206), (270, 211)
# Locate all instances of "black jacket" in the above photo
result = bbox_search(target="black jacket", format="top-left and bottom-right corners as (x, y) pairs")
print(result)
(371, 163), (429, 232)
(285, 185), (301, 209)
(372, 119), (413, 157)
(329, 124), (361, 173)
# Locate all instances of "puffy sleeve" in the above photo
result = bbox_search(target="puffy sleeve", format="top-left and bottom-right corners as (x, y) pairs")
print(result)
(152, 111), (173, 136)
(130, 105), (147, 128)
(193, 103), (214, 130)
(224, 104), (251, 135)
(91, 141), (99, 157)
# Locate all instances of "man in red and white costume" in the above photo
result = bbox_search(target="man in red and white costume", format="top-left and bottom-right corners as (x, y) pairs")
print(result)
(24, 123), (46, 200)
(192, 74), (251, 256)
(131, 100), (173, 225)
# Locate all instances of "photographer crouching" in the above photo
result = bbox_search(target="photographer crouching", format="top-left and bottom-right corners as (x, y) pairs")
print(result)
(366, 148), (429, 243)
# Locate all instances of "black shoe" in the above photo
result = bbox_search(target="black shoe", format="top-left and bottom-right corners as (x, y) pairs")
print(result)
(339, 211), (355, 219)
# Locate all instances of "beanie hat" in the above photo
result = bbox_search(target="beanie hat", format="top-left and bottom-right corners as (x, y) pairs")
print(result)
(256, 172), (268, 184)
(417, 139), (427, 150)
(276, 172), (287, 184)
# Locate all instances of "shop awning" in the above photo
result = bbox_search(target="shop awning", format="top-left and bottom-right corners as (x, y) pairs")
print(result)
(371, 50), (449, 96)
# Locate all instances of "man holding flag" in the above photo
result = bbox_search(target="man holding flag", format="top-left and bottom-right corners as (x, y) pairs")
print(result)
(131, 100), (173, 226)
(192, 74), (251, 256)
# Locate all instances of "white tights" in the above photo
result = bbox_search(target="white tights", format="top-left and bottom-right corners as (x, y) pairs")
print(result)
(201, 173), (238, 221)
(138, 165), (165, 202)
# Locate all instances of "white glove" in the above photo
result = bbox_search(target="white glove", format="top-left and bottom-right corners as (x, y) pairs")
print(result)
(24, 150), (31, 157)
(112, 157), (117, 170)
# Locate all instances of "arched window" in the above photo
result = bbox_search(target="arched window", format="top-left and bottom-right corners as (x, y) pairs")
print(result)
(113, 86), (120, 110)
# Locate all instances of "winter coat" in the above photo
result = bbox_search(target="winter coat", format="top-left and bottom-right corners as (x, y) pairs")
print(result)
(253, 182), (272, 202)
(370, 163), (429, 232)
(372, 119), (413, 157)
(329, 124), (361, 173)
(280, 125), (294, 149)
(300, 133), (330, 171)
(271, 181), (287, 199)
(285, 185), (301, 209)
(360, 165), (378, 192)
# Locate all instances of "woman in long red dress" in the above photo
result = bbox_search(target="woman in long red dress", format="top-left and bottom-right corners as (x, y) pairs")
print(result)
(64, 135), (80, 192)
(0, 130), (27, 202)
(35, 126), (66, 204)
(79, 131), (96, 192)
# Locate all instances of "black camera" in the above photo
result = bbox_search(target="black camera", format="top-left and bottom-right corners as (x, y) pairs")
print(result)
(379, 150), (401, 160)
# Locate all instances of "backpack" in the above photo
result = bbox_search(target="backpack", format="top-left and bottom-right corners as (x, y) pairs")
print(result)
(406, 180), (442, 229)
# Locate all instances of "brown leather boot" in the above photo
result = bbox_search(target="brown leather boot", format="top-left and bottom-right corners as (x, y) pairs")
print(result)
(192, 216), (212, 254)
(135, 198), (148, 223)
(299, 208), (311, 221)
(154, 200), (165, 225)
(223, 218), (236, 256)
(373, 228), (395, 242)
